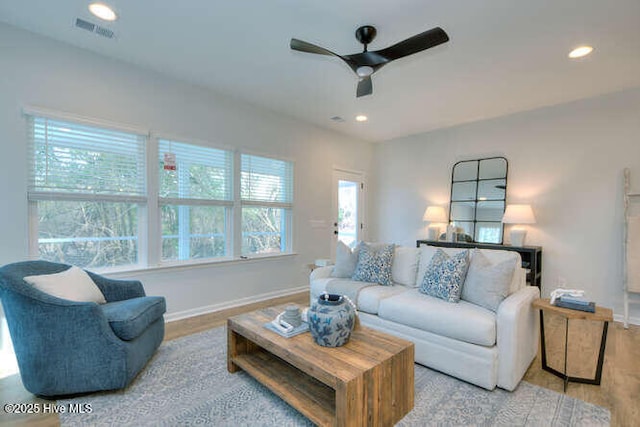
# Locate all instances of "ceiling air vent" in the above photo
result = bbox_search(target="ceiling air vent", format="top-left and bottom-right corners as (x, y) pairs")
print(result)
(75, 18), (95, 32)
(95, 26), (115, 39)
(330, 116), (345, 123)
(74, 18), (116, 39)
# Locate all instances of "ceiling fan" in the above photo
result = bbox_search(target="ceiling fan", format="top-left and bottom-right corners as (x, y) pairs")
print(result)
(290, 25), (449, 98)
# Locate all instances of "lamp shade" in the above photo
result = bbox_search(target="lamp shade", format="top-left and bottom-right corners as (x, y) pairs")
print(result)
(502, 204), (536, 224)
(423, 206), (448, 223)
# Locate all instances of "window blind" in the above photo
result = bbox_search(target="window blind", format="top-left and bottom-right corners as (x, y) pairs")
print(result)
(27, 116), (146, 200)
(159, 139), (233, 202)
(241, 154), (293, 204)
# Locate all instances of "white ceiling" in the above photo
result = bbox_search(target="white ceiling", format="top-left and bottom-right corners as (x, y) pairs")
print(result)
(1, 0), (640, 142)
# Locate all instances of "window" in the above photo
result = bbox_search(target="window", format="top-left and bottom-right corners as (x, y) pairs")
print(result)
(27, 115), (146, 268)
(241, 154), (293, 255)
(27, 112), (295, 269)
(158, 139), (233, 261)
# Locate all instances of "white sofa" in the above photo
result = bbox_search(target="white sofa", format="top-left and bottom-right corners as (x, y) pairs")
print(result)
(310, 244), (540, 391)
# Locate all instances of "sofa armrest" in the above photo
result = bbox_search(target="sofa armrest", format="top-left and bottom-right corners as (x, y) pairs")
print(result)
(310, 266), (334, 281)
(496, 285), (540, 391)
(87, 272), (146, 302)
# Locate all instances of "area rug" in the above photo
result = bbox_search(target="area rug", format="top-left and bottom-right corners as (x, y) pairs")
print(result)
(59, 327), (610, 426)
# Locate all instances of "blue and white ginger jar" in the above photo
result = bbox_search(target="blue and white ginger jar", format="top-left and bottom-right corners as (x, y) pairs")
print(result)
(308, 293), (356, 347)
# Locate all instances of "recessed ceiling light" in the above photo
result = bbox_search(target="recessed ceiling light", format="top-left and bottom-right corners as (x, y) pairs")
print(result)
(355, 115), (368, 122)
(568, 45), (593, 59)
(88, 2), (118, 22)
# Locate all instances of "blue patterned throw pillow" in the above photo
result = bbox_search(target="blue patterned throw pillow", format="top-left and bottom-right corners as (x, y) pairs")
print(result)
(351, 242), (395, 285)
(420, 249), (470, 303)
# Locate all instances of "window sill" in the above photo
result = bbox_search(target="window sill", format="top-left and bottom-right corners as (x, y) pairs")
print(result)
(97, 252), (299, 278)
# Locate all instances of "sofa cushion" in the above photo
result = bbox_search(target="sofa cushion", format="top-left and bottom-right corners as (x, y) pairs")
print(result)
(101, 296), (166, 341)
(331, 241), (359, 278)
(24, 266), (106, 304)
(357, 285), (410, 315)
(378, 288), (496, 346)
(324, 278), (377, 308)
(462, 249), (515, 312)
(310, 277), (409, 315)
(391, 246), (420, 287)
(352, 242), (395, 285)
(420, 249), (469, 303)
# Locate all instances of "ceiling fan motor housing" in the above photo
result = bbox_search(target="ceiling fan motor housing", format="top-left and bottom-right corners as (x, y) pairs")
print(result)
(355, 25), (377, 49)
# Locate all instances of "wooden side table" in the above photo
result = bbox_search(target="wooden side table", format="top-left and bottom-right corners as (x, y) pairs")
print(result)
(532, 298), (613, 391)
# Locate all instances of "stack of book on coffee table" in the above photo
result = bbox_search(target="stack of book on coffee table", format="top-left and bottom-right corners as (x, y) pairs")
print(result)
(554, 295), (596, 312)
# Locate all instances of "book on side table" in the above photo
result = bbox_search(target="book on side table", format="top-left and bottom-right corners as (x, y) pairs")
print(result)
(554, 296), (596, 313)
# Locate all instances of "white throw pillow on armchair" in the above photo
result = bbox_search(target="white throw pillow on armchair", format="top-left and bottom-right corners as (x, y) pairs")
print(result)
(24, 266), (107, 304)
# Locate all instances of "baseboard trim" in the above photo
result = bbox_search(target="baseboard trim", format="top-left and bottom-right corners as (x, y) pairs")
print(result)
(164, 285), (308, 323)
(613, 313), (640, 327)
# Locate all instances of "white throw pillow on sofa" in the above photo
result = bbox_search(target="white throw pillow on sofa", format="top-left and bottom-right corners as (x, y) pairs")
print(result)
(461, 249), (515, 312)
(392, 246), (420, 286)
(477, 249), (523, 293)
(331, 240), (360, 278)
(24, 266), (107, 303)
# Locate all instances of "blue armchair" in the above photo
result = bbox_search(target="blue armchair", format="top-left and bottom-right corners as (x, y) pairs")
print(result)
(0, 261), (165, 397)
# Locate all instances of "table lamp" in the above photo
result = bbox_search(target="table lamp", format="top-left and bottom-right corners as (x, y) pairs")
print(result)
(423, 206), (448, 240)
(502, 204), (536, 247)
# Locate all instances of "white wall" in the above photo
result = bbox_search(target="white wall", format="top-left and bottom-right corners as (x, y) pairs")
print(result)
(371, 88), (640, 324)
(0, 23), (373, 318)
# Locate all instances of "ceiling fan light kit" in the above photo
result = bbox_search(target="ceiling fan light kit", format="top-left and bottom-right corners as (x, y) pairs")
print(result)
(290, 24), (449, 98)
(356, 66), (374, 77)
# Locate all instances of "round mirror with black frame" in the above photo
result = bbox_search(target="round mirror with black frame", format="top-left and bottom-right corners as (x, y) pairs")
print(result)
(448, 157), (508, 244)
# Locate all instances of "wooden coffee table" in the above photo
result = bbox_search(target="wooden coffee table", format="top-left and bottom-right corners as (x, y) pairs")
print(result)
(227, 304), (414, 427)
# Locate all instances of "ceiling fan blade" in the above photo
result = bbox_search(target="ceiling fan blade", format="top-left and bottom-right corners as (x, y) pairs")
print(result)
(290, 38), (338, 56)
(356, 76), (373, 98)
(375, 27), (449, 61)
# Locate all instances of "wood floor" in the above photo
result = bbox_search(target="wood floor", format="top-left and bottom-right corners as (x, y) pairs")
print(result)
(1, 292), (638, 426)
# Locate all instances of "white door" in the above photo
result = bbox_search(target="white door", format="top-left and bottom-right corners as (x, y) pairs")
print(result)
(331, 169), (364, 259)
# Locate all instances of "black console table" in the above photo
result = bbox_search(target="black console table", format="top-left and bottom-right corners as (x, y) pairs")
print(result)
(416, 240), (542, 289)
